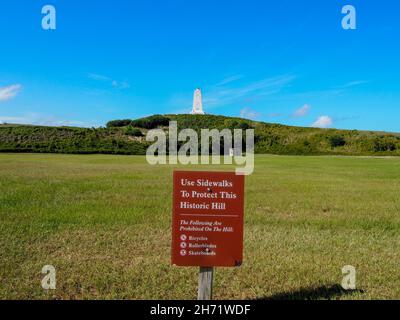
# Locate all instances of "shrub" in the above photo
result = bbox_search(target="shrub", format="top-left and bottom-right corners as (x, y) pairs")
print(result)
(329, 135), (346, 148)
(106, 119), (132, 128)
(373, 138), (396, 152)
(131, 115), (169, 129)
(124, 126), (143, 137)
(238, 121), (251, 130)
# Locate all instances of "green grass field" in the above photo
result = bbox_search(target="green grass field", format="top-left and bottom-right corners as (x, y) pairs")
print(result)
(0, 153), (399, 300)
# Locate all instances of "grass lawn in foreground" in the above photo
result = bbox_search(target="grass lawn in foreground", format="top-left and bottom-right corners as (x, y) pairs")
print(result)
(0, 153), (399, 299)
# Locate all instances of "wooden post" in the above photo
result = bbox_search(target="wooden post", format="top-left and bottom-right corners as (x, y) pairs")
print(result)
(197, 267), (214, 300)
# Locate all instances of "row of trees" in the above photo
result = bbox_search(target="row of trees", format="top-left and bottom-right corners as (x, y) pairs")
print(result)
(107, 115), (170, 130)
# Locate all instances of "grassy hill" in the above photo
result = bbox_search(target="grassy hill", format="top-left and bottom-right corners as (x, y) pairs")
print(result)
(1, 114), (400, 156)
(0, 125), (147, 155)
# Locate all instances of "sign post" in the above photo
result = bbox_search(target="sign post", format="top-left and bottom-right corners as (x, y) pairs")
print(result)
(171, 171), (245, 300)
(198, 267), (213, 300)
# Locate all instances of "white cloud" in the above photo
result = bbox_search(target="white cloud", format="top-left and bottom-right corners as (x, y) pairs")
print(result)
(88, 73), (110, 81)
(0, 113), (99, 127)
(240, 107), (260, 120)
(336, 80), (368, 89)
(112, 80), (130, 89)
(292, 104), (310, 117)
(204, 74), (296, 107)
(312, 115), (333, 128)
(88, 73), (130, 89)
(215, 75), (243, 86)
(0, 116), (27, 123)
(0, 84), (22, 101)
(167, 74), (295, 112)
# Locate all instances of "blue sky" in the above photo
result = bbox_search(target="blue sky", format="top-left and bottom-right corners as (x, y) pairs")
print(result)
(0, 0), (399, 131)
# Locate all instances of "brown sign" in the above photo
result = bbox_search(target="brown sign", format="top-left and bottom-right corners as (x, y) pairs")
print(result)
(171, 171), (245, 267)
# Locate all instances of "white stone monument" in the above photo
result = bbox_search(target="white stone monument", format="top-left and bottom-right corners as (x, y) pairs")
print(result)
(191, 88), (205, 115)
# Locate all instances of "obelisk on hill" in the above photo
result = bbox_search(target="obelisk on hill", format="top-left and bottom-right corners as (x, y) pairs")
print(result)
(191, 88), (205, 115)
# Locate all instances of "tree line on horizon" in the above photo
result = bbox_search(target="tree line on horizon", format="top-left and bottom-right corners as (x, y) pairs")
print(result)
(0, 114), (399, 156)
